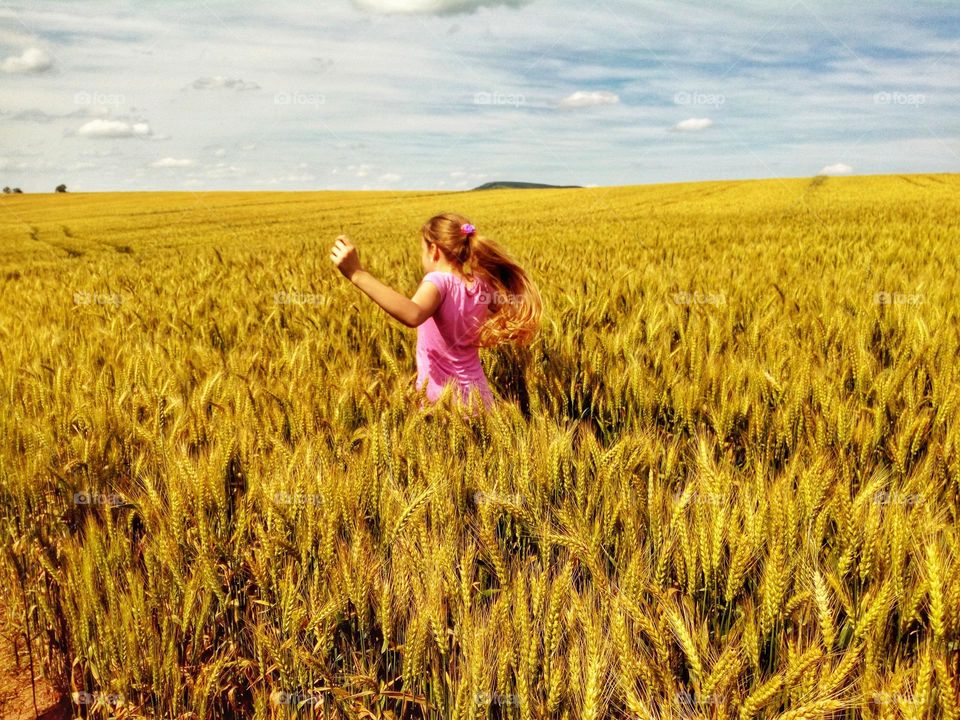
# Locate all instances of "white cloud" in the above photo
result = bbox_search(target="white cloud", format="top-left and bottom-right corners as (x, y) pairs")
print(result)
(77, 119), (152, 138)
(379, 172), (402, 183)
(206, 162), (244, 175)
(254, 174), (316, 185)
(0, 156), (54, 171)
(213, 148), (227, 157)
(818, 163), (853, 175)
(151, 157), (194, 168)
(80, 147), (122, 158)
(1, 47), (53, 74)
(188, 76), (260, 91)
(673, 117), (713, 131)
(11, 107), (109, 123)
(558, 90), (619, 108)
(351, 0), (531, 14)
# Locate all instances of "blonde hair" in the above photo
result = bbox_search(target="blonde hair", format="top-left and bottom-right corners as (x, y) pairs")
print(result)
(421, 212), (542, 347)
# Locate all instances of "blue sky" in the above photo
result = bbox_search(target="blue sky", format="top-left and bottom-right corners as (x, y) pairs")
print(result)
(1, 0), (957, 191)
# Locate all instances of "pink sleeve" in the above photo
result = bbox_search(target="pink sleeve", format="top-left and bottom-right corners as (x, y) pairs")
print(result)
(422, 271), (447, 301)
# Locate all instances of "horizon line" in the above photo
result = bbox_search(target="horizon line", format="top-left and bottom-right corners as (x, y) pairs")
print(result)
(3, 171), (958, 195)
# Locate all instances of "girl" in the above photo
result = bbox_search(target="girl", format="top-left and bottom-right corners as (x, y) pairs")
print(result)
(330, 212), (542, 414)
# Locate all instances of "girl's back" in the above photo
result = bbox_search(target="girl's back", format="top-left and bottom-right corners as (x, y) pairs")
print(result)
(415, 270), (493, 408)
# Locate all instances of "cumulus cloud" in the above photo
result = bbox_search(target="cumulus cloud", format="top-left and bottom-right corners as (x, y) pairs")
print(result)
(673, 117), (713, 131)
(151, 157), (194, 168)
(1, 47), (53, 74)
(351, 0), (531, 15)
(77, 119), (152, 138)
(378, 172), (402, 183)
(558, 90), (619, 108)
(818, 163), (853, 175)
(188, 76), (260, 91)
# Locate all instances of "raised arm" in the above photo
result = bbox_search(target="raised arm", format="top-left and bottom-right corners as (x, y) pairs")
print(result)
(330, 235), (442, 328)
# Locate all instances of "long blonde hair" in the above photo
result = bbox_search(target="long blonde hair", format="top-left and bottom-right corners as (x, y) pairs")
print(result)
(421, 212), (542, 347)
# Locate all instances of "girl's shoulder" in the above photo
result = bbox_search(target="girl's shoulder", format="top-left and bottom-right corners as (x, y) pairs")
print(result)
(425, 270), (481, 292)
(422, 270), (452, 289)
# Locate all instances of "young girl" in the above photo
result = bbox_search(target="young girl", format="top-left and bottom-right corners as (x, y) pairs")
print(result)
(330, 212), (542, 414)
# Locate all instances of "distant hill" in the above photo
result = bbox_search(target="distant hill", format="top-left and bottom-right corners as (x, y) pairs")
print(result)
(471, 181), (582, 191)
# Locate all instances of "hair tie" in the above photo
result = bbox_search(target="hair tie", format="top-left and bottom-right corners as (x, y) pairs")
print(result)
(460, 223), (476, 237)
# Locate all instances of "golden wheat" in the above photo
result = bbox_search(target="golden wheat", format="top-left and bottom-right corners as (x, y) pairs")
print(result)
(0, 176), (958, 718)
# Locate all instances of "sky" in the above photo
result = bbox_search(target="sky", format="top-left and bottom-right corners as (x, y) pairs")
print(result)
(1, 0), (958, 191)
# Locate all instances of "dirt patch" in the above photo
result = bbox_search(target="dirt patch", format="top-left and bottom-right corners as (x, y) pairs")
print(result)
(0, 605), (69, 720)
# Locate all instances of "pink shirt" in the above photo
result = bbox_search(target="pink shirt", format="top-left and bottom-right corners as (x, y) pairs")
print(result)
(416, 270), (495, 411)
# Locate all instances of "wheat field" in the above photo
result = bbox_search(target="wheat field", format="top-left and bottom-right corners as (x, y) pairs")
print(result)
(1, 175), (958, 718)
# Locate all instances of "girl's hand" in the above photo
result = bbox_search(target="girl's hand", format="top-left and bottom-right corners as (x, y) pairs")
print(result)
(330, 235), (362, 281)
